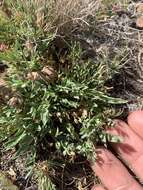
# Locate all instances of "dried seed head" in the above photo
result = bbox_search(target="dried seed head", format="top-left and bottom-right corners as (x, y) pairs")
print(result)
(76, 107), (88, 118)
(41, 66), (58, 83)
(0, 79), (7, 86)
(38, 161), (49, 174)
(27, 72), (40, 81)
(82, 109), (88, 118)
(36, 10), (45, 27)
(15, 11), (23, 22)
(1, 1), (12, 18)
(0, 79), (12, 103)
(25, 40), (34, 51)
(8, 96), (23, 108)
(0, 43), (9, 52)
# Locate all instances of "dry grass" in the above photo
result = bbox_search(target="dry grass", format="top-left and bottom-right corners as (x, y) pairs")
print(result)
(5, 0), (100, 35)
(41, 0), (100, 34)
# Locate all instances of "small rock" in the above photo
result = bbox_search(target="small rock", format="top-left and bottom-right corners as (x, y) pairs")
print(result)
(136, 3), (143, 14)
(0, 172), (19, 190)
(136, 16), (143, 29)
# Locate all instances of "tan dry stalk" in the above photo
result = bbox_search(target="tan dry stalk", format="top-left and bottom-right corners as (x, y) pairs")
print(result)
(15, 0), (100, 33)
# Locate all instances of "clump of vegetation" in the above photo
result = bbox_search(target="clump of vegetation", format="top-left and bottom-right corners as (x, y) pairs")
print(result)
(0, 0), (126, 189)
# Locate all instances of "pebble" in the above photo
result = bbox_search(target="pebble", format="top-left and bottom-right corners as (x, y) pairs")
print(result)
(136, 3), (143, 14)
(136, 16), (143, 29)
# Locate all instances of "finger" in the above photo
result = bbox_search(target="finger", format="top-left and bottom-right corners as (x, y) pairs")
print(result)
(128, 110), (143, 139)
(91, 185), (106, 190)
(107, 119), (143, 181)
(92, 148), (142, 190)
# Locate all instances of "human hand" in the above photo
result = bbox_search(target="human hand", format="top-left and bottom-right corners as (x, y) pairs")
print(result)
(92, 111), (143, 190)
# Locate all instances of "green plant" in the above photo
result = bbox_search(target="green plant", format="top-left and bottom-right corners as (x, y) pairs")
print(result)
(35, 161), (56, 190)
(0, 0), (127, 188)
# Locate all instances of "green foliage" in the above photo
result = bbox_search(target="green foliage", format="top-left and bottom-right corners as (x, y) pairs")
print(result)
(0, 0), (127, 188)
(35, 161), (56, 190)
